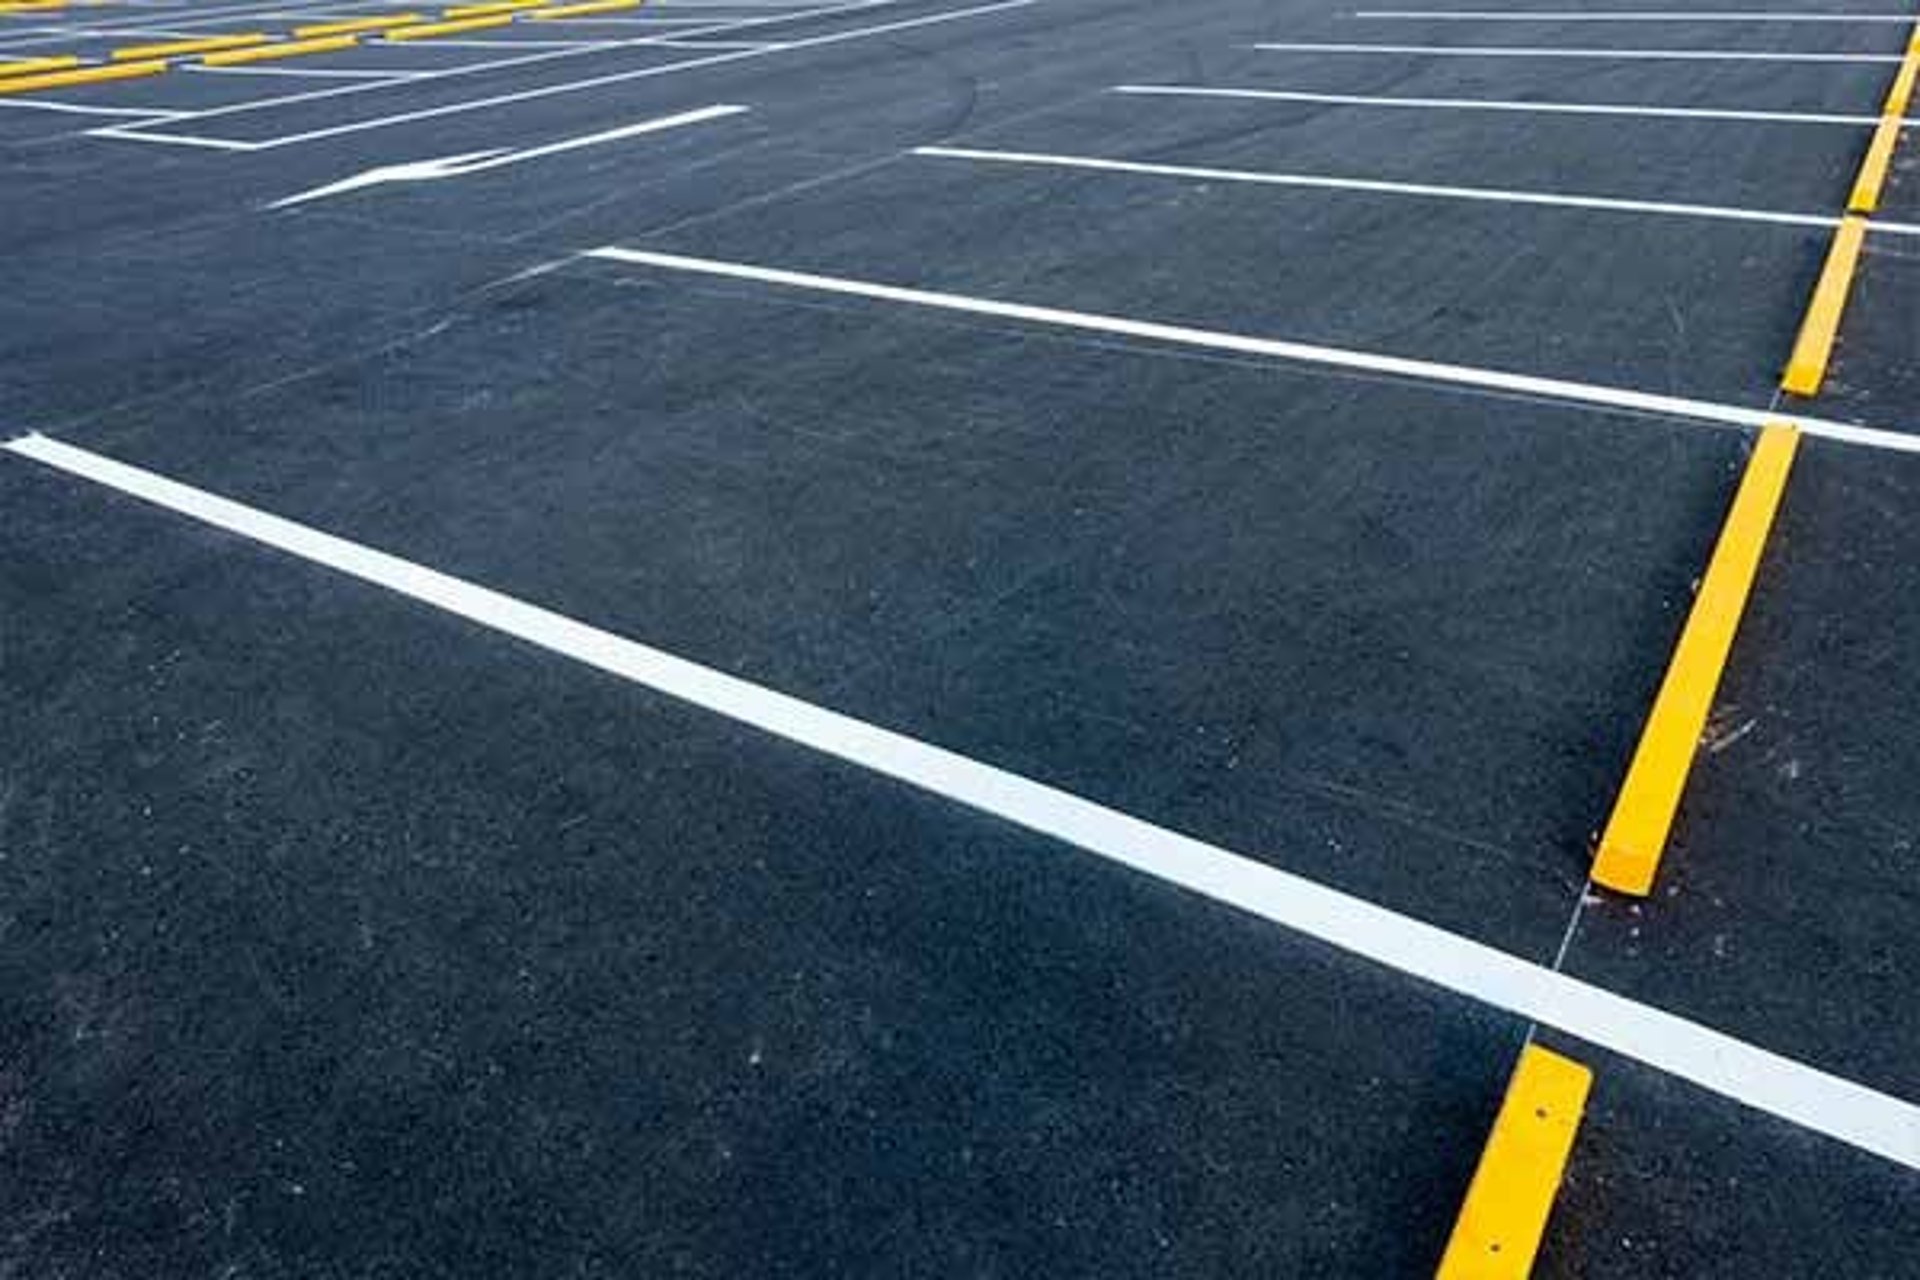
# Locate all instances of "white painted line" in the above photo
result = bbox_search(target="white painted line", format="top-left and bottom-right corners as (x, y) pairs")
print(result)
(89, 126), (266, 151)
(105, 0), (1032, 150)
(1113, 84), (1884, 127)
(269, 103), (745, 206)
(912, 144), (1920, 237)
(1253, 41), (1905, 62)
(6, 427), (1919, 1173)
(189, 64), (424, 79)
(1357, 9), (1920, 20)
(0, 97), (184, 119)
(365, 36), (611, 47)
(528, 14), (738, 21)
(580, 245), (1920, 454)
(649, 37), (784, 47)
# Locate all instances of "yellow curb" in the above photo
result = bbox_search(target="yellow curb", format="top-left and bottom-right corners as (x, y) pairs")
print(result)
(1436, 1046), (1593, 1280)
(1781, 217), (1866, 398)
(1593, 424), (1800, 896)
(112, 33), (268, 60)
(443, 0), (545, 14)
(0, 57), (164, 92)
(529, 0), (638, 15)
(0, 54), (80, 76)
(383, 13), (512, 38)
(202, 34), (360, 65)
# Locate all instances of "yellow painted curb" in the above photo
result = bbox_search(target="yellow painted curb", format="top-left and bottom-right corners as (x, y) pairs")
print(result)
(530, 0), (638, 15)
(294, 13), (421, 37)
(443, 0), (544, 14)
(1850, 115), (1903, 214)
(0, 54), (80, 76)
(1436, 1046), (1592, 1280)
(113, 32), (268, 60)
(1592, 424), (1800, 896)
(202, 34), (359, 65)
(0, 57), (164, 93)
(1850, 54), (1917, 214)
(1885, 51), (1918, 119)
(384, 13), (512, 37)
(1781, 216), (1866, 397)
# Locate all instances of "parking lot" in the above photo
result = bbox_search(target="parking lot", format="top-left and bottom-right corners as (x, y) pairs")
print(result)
(4, 0), (1920, 1273)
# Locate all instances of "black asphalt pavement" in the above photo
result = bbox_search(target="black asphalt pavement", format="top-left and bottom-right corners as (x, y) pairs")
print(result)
(5, 0), (1920, 1274)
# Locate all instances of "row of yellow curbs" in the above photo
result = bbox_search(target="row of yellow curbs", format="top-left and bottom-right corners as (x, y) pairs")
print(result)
(0, 0), (640, 92)
(1781, 26), (1920, 398)
(1440, 23), (1920, 1280)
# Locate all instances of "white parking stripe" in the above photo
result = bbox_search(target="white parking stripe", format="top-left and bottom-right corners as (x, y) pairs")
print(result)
(1357, 9), (1920, 20)
(913, 144), (1920, 235)
(1254, 41), (1907, 61)
(6, 428), (1919, 1174)
(580, 246), (1920, 453)
(1113, 84), (1886, 127)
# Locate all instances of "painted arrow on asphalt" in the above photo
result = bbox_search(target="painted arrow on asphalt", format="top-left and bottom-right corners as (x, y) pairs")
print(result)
(268, 103), (748, 209)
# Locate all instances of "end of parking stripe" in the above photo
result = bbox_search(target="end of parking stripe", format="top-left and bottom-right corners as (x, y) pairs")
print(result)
(1435, 1045), (1592, 1279)
(1782, 216), (1866, 397)
(1593, 424), (1799, 897)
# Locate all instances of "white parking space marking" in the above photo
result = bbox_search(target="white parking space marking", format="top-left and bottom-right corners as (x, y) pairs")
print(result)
(0, 98), (182, 118)
(1113, 84), (1886, 127)
(365, 36), (613, 47)
(1357, 9), (1920, 20)
(913, 144), (1920, 234)
(1254, 41), (1907, 62)
(188, 64), (428, 78)
(7, 429), (1919, 1175)
(580, 246), (1920, 453)
(91, 128), (264, 150)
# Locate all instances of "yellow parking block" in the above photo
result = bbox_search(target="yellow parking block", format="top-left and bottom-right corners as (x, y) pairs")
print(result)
(1850, 115), (1903, 214)
(443, 0), (545, 14)
(0, 54), (80, 76)
(112, 33), (267, 60)
(1886, 51), (1918, 119)
(202, 35), (359, 65)
(0, 57), (165, 93)
(1592, 424), (1800, 896)
(294, 12), (421, 37)
(383, 13), (512, 37)
(1436, 1046), (1592, 1280)
(1781, 217), (1866, 397)
(530, 0), (638, 16)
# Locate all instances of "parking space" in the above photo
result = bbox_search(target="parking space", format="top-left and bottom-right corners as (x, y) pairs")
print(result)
(6, 0), (1920, 1273)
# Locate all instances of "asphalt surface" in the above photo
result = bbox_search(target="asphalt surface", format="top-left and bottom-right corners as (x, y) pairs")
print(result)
(5, 0), (1920, 1274)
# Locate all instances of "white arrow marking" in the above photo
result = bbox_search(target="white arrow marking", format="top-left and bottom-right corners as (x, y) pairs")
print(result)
(269, 103), (747, 209)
